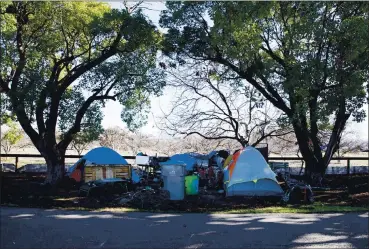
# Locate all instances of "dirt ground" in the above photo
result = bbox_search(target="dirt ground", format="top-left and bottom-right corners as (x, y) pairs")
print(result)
(1, 174), (368, 212)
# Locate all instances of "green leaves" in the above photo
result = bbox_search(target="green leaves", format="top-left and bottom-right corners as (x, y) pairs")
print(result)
(159, 1), (368, 173)
(1, 120), (23, 153)
(160, 1), (369, 125)
(1, 1), (165, 152)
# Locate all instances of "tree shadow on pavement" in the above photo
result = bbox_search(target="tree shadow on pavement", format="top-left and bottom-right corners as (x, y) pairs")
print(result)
(1, 207), (368, 249)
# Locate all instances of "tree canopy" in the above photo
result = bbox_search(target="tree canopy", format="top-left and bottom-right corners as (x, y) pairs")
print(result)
(160, 1), (369, 178)
(0, 1), (165, 183)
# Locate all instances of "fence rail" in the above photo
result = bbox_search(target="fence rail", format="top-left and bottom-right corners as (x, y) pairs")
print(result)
(1, 153), (368, 175)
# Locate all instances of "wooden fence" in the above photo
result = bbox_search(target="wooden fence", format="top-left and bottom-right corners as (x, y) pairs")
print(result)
(1, 153), (369, 176)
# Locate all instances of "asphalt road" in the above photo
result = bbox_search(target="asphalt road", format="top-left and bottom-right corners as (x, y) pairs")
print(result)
(1, 207), (368, 248)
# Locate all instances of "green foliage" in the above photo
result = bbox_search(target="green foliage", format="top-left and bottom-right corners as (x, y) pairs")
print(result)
(58, 88), (104, 152)
(76, 49), (166, 131)
(1, 120), (23, 153)
(160, 2), (368, 172)
(1, 1), (165, 153)
(0, 94), (14, 125)
(160, 2), (368, 124)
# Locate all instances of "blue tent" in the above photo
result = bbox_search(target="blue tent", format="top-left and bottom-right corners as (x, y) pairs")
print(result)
(159, 153), (198, 171)
(67, 147), (140, 183)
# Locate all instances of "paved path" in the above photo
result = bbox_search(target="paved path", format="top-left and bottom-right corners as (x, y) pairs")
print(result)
(1, 207), (368, 248)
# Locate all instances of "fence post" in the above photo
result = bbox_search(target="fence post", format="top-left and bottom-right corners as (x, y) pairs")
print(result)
(346, 159), (350, 176)
(15, 156), (19, 171)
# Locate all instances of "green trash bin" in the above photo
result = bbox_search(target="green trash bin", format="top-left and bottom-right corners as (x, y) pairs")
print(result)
(185, 175), (199, 195)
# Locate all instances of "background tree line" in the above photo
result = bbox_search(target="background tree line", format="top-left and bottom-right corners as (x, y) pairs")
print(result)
(2, 124), (366, 158)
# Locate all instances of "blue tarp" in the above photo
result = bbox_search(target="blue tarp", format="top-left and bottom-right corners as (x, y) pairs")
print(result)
(160, 151), (226, 171)
(68, 147), (128, 174)
(159, 153), (198, 171)
(67, 147), (140, 183)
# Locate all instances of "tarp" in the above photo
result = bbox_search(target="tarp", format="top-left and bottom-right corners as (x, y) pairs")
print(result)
(224, 146), (283, 197)
(67, 147), (140, 183)
(67, 147), (128, 174)
(159, 153), (197, 171)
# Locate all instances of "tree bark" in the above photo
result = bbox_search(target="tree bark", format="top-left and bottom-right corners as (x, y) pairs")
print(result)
(292, 120), (324, 185)
(43, 148), (66, 185)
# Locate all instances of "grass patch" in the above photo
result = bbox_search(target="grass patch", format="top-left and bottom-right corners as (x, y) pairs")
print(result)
(216, 203), (368, 214)
(2, 203), (367, 214)
(48, 203), (368, 214)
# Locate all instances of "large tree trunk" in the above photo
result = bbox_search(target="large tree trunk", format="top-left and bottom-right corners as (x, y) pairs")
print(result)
(292, 122), (325, 185)
(292, 115), (349, 185)
(45, 156), (65, 185)
(39, 146), (66, 185)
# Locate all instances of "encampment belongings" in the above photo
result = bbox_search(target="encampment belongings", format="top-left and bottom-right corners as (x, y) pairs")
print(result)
(276, 173), (289, 192)
(84, 164), (131, 182)
(218, 150), (230, 160)
(270, 162), (290, 182)
(185, 175), (199, 195)
(223, 149), (242, 169)
(135, 155), (150, 165)
(284, 184), (314, 204)
(161, 164), (186, 200)
(160, 153), (198, 171)
(216, 169), (224, 190)
(205, 166), (221, 189)
(67, 147), (140, 184)
(135, 154), (162, 184)
(224, 146), (284, 197)
(79, 178), (128, 197)
(117, 188), (170, 209)
(223, 155), (232, 169)
(208, 153), (225, 169)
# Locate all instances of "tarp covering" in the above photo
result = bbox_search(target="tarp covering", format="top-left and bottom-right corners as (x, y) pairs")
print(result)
(159, 153), (197, 171)
(225, 146), (283, 197)
(67, 147), (140, 183)
(67, 147), (128, 174)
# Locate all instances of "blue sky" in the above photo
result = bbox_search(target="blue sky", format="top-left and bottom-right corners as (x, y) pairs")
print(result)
(103, 1), (368, 140)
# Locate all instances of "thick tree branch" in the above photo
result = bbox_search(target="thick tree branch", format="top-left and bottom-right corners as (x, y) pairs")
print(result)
(58, 91), (119, 150)
(260, 44), (286, 68)
(205, 78), (240, 139)
(251, 129), (294, 147)
(0, 78), (9, 93)
(11, 4), (27, 93)
(209, 50), (292, 115)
